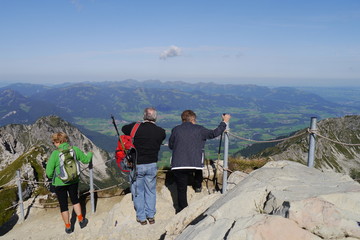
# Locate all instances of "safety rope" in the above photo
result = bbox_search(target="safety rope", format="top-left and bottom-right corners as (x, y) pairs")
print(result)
(308, 129), (360, 146)
(21, 179), (47, 184)
(4, 202), (20, 211)
(228, 130), (307, 143)
(0, 181), (16, 189)
(80, 158), (113, 173)
(80, 183), (125, 196)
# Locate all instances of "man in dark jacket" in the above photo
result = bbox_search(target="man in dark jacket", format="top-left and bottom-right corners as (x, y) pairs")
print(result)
(169, 110), (231, 212)
(122, 107), (166, 225)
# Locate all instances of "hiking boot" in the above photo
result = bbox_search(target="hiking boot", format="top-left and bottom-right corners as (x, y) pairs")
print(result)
(79, 218), (88, 229)
(65, 227), (73, 234)
(147, 217), (155, 224)
(137, 218), (147, 225)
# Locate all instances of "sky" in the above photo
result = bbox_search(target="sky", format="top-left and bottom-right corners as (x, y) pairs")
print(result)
(0, 0), (360, 87)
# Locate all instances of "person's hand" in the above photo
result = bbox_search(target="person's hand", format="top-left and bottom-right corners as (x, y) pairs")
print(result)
(222, 114), (231, 123)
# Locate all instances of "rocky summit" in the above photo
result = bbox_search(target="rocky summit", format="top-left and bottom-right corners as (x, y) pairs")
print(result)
(3, 160), (360, 240)
(173, 161), (360, 240)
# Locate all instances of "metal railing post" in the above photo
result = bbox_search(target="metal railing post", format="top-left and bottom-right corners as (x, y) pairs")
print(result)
(89, 160), (95, 213)
(16, 170), (25, 222)
(307, 117), (317, 167)
(222, 123), (229, 194)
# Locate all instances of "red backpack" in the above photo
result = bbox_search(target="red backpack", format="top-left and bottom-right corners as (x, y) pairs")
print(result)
(115, 122), (141, 172)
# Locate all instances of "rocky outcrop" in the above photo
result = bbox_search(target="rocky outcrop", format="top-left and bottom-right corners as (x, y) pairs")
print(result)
(169, 161), (360, 240)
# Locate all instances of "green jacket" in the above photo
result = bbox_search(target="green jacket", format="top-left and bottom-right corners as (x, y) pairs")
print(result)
(46, 142), (93, 186)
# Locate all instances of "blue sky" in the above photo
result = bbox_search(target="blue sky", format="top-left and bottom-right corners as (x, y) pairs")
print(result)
(0, 0), (359, 87)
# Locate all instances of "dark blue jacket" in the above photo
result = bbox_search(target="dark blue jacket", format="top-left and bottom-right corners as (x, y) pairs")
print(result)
(169, 121), (227, 170)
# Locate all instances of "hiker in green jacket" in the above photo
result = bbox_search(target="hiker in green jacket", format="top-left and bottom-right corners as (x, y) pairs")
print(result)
(46, 132), (93, 234)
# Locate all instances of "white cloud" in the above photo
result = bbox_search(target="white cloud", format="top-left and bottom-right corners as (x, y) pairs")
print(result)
(70, 0), (83, 10)
(160, 46), (182, 60)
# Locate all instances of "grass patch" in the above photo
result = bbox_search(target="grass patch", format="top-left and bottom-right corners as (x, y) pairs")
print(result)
(0, 187), (18, 226)
(229, 157), (269, 173)
(350, 168), (360, 182)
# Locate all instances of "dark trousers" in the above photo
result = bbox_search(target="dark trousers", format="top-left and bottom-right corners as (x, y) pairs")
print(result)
(55, 183), (79, 212)
(173, 169), (203, 212)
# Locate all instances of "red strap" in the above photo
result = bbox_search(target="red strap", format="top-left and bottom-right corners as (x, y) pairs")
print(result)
(130, 122), (141, 139)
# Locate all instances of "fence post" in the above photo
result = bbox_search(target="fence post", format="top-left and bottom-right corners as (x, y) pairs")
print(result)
(307, 117), (317, 167)
(89, 160), (95, 213)
(222, 123), (230, 194)
(16, 170), (25, 222)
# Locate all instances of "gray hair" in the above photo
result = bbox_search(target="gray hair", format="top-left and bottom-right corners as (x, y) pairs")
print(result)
(143, 107), (157, 122)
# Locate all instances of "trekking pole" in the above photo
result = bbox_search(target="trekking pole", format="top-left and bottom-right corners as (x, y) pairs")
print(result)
(111, 115), (120, 137)
(217, 133), (223, 160)
(211, 133), (224, 192)
(111, 115), (127, 155)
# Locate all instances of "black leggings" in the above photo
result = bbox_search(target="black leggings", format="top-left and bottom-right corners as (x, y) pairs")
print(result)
(54, 183), (79, 212)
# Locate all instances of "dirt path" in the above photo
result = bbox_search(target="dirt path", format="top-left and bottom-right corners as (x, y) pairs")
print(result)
(2, 195), (123, 240)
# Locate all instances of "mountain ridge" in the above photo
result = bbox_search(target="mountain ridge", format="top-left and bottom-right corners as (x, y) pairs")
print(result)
(251, 115), (360, 177)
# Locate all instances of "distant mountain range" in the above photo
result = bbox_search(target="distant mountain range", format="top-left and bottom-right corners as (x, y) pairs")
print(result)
(1, 80), (359, 155)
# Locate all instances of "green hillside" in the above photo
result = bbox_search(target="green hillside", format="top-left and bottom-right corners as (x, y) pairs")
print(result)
(1, 81), (359, 159)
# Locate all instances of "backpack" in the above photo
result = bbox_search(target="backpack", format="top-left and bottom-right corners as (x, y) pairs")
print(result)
(58, 147), (80, 183)
(115, 122), (141, 172)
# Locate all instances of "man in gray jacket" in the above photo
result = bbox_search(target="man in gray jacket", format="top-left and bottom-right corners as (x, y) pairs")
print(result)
(169, 110), (231, 212)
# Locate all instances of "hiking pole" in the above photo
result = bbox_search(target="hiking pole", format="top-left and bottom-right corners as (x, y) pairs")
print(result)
(111, 115), (128, 162)
(111, 115), (120, 137)
(212, 133), (224, 192)
(218, 133), (223, 160)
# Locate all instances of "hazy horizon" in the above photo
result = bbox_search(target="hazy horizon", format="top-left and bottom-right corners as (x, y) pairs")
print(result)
(1, 78), (360, 89)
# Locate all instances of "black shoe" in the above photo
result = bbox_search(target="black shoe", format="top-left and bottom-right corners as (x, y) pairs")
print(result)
(65, 227), (73, 234)
(147, 217), (155, 224)
(137, 218), (147, 225)
(79, 218), (88, 229)
(195, 188), (202, 193)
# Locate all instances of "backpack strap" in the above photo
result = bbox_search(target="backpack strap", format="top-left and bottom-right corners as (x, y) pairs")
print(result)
(129, 122), (141, 186)
(118, 135), (126, 151)
(117, 122), (140, 153)
(130, 122), (141, 139)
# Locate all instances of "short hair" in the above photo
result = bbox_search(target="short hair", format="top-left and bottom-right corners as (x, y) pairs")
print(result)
(143, 107), (157, 122)
(181, 110), (196, 122)
(51, 132), (69, 144)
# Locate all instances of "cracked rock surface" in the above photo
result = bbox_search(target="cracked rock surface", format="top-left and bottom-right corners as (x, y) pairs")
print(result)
(172, 161), (360, 240)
